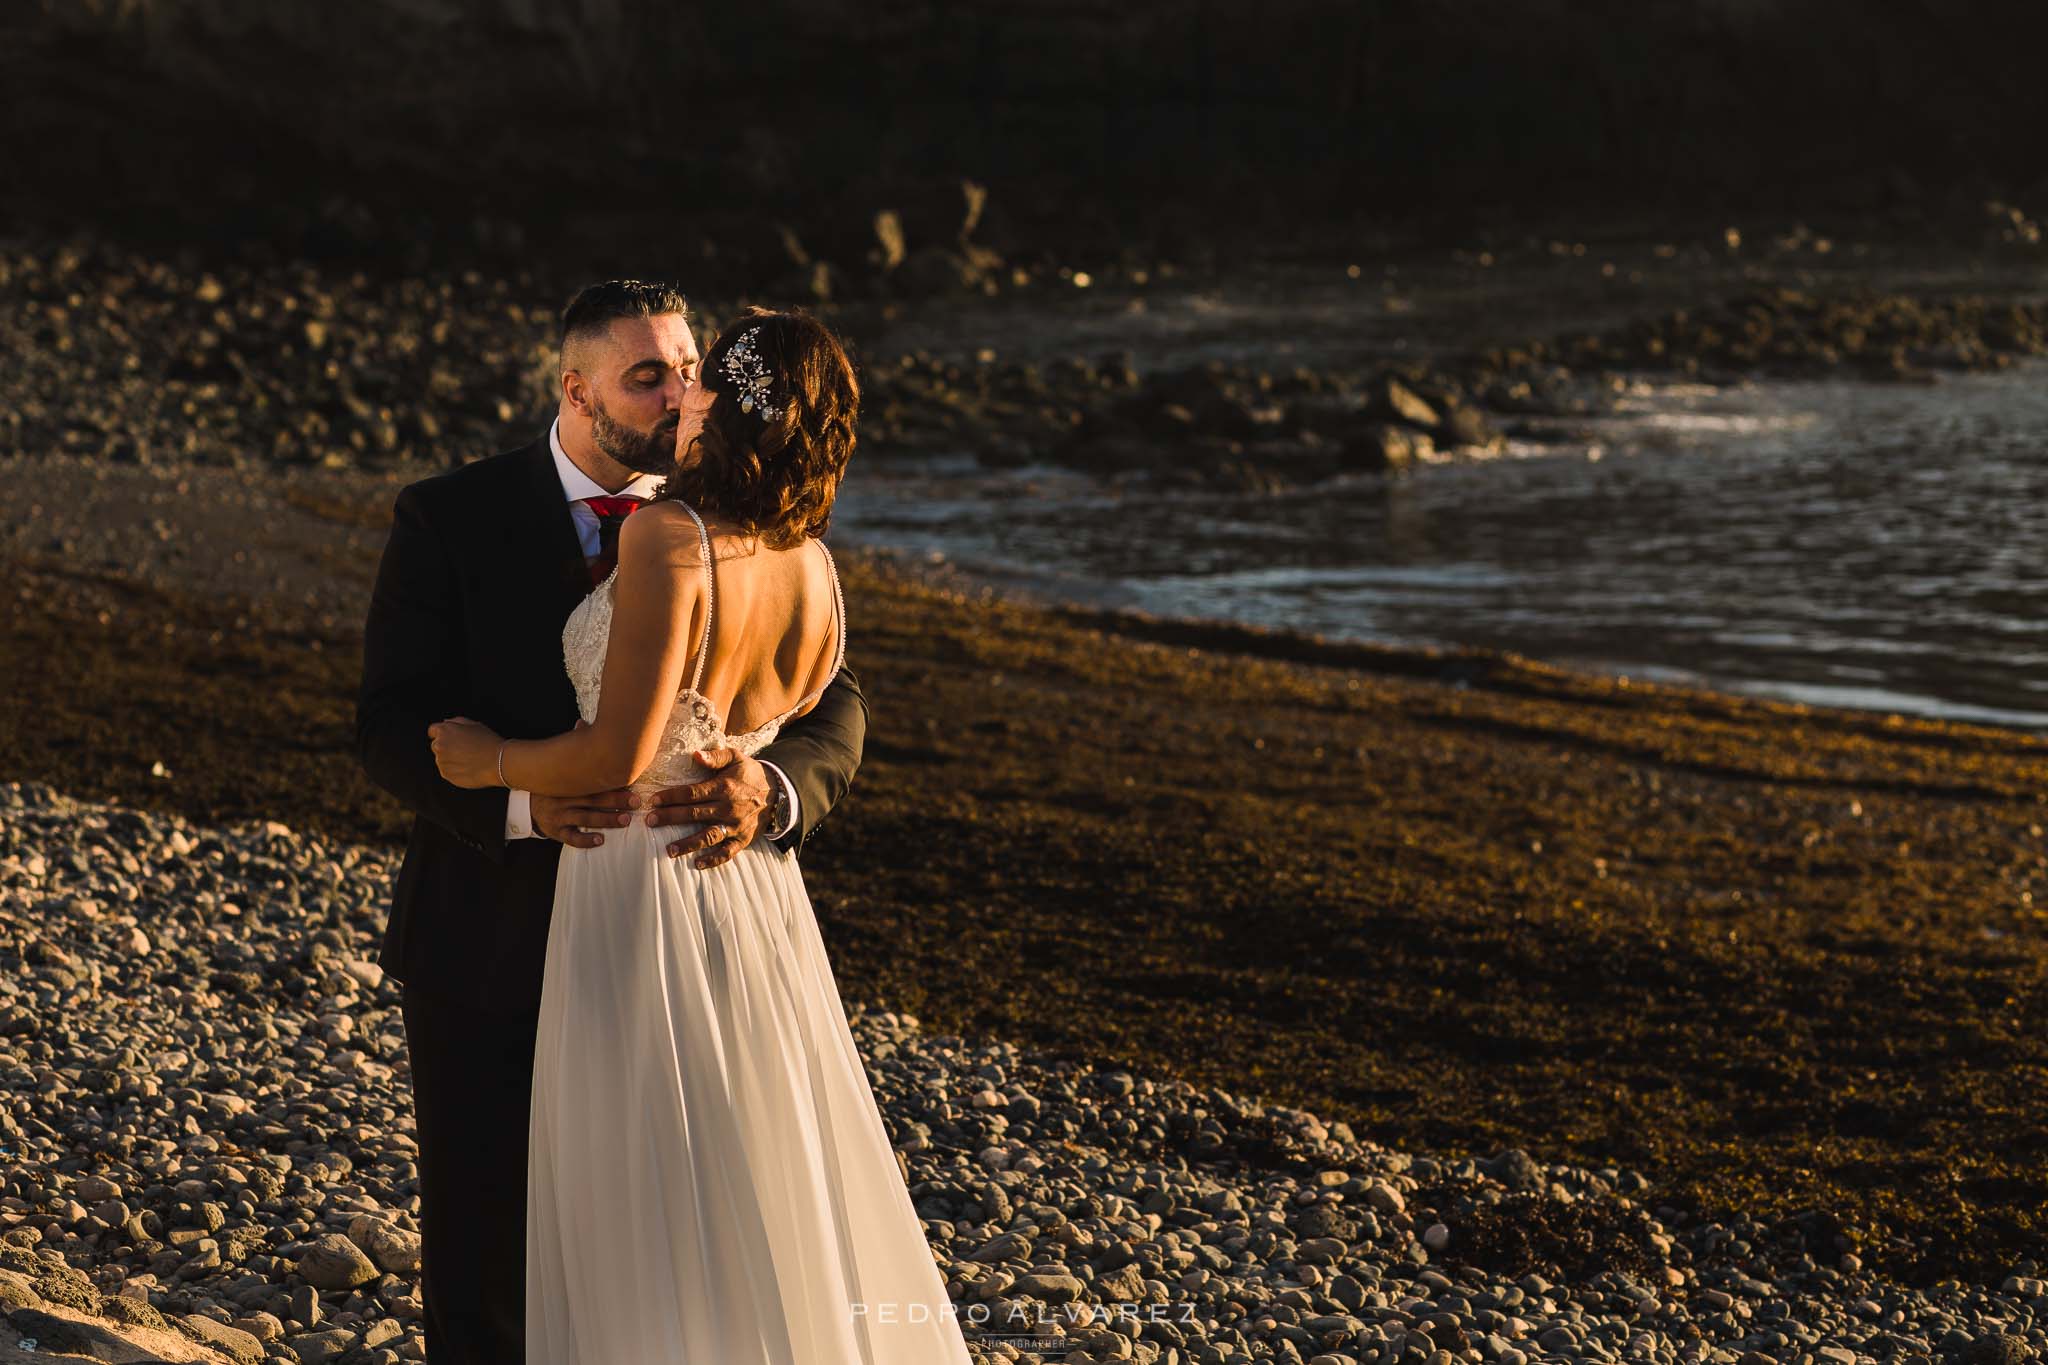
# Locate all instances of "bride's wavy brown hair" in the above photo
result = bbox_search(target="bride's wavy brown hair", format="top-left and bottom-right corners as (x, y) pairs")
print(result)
(654, 307), (858, 549)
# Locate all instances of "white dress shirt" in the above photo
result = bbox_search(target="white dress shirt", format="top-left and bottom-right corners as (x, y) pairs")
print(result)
(504, 420), (802, 843)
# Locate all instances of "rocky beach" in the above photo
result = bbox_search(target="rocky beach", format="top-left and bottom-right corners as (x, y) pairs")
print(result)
(7, 231), (2048, 1357)
(9, 1), (2048, 1356)
(4, 779), (2047, 1365)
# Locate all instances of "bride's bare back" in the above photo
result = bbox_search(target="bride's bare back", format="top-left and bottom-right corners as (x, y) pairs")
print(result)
(673, 507), (844, 737)
(526, 495), (844, 795)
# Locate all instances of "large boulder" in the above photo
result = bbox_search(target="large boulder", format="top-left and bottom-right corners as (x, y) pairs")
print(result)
(1364, 375), (1440, 429)
(1433, 401), (1507, 454)
(1348, 423), (1433, 471)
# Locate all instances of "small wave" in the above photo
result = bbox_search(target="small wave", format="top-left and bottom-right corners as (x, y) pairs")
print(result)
(1500, 437), (1612, 461)
(1721, 678), (2048, 729)
(1141, 562), (1517, 593)
(1627, 411), (1821, 434)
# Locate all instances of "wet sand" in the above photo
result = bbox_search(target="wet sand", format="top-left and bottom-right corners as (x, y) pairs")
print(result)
(6, 454), (2045, 1289)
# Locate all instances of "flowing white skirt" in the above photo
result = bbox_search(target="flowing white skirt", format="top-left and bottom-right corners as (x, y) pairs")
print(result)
(526, 817), (974, 1364)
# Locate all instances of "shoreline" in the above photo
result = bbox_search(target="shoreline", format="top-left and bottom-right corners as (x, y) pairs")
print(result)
(835, 534), (2048, 738)
(4, 453), (2048, 1292)
(12, 235), (2048, 737)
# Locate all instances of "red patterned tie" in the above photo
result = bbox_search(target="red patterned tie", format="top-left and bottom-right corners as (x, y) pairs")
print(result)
(583, 495), (645, 585)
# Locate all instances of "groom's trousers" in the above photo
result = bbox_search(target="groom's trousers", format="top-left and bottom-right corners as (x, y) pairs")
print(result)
(401, 977), (542, 1365)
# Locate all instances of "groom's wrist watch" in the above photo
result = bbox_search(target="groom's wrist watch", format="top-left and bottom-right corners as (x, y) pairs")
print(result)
(761, 769), (790, 843)
(763, 772), (793, 840)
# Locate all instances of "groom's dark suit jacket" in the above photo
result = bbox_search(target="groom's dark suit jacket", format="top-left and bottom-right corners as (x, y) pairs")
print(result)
(355, 432), (869, 1013)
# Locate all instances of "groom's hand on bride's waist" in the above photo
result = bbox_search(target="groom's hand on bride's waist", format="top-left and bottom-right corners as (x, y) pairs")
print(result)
(643, 747), (773, 870)
(530, 791), (637, 849)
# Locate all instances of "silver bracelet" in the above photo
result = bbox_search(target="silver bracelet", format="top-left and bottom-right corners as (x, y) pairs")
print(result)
(496, 741), (509, 789)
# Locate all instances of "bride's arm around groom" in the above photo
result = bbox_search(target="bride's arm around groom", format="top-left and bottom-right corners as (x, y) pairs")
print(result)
(351, 428), (869, 1003)
(354, 466), (869, 863)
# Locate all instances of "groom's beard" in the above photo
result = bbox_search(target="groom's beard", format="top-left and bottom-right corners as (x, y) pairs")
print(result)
(591, 400), (680, 474)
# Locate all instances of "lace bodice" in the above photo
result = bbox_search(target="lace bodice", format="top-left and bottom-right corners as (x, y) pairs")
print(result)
(560, 501), (846, 791)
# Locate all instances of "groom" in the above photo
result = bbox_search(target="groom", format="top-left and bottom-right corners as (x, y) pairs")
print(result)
(354, 279), (869, 1364)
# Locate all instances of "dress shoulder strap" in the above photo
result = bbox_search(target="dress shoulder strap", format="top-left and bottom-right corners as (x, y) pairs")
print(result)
(816, 537), (846, 680)
(674, 501), (715, 694)
(758, 537), (847, 732)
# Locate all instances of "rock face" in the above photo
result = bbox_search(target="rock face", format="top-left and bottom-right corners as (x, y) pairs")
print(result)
(0, 1301), (234, 1362)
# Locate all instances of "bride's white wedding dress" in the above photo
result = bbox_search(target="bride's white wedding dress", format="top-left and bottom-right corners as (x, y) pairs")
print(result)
(527, 501), (973, 1363)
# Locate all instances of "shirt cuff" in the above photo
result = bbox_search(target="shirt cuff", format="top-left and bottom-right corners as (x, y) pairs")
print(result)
(504, 788), (536, 841)
(759, 761), (800, 840)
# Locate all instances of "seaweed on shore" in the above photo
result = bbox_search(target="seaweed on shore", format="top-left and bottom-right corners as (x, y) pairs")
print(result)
(5, 533), (2047, 1290)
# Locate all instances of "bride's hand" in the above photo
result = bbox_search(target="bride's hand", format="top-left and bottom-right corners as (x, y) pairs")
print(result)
(428, 716), (505, 788)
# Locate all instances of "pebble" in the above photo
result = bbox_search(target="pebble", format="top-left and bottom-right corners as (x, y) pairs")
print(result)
(347, 1215), (421, 1276)
(286, 1326), (360, 1363)
(295, 1233), (377, 1291)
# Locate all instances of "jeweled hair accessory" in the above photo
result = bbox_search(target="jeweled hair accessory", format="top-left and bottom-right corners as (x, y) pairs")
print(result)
(720, 326), (782, 421)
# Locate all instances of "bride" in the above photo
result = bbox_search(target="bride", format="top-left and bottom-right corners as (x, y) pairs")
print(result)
(425, 309), (974, 1363)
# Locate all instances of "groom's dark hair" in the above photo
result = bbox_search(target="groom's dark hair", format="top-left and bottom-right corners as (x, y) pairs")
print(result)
(558, 280), (690, 371)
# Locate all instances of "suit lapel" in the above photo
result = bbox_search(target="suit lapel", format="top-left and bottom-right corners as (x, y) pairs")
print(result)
(511, 433), (595, 619)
